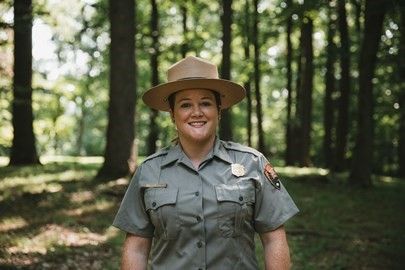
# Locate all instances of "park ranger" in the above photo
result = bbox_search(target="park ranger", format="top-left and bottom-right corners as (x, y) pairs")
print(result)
(113, 56), (299, 269)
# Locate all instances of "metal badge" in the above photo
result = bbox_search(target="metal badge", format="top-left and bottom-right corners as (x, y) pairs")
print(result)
(231, 164), (245, 177)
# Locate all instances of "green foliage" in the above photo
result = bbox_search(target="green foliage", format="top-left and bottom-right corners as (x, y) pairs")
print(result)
(0, 0), (403, 175)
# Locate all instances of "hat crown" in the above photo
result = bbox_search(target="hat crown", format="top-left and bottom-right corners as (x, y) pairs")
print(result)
(168, 56), (219, 82)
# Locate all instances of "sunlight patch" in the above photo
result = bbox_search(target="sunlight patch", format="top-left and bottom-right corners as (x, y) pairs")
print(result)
(0, 217), (28, 232)
(70, 190), (95, 203)
(7, 224), (107, 255)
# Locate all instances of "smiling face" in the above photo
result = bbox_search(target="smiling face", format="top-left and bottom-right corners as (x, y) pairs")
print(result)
(170, 89), (221, 147)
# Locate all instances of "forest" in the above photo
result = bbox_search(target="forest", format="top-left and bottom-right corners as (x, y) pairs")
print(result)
(1, 0), (404, 184)
(0, 0), (405, 268)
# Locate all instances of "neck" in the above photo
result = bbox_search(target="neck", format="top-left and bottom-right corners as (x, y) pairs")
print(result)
(179, 136), (216, 169)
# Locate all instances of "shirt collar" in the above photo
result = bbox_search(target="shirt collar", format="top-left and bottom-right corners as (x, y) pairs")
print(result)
(160, 137), (233, 167)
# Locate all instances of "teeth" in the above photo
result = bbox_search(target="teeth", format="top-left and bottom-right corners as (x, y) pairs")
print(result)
(190, 122), (205, 126)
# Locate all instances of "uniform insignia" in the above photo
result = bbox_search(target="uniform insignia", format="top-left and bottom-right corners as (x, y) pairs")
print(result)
(264, 163), (281, 190)
(231, 164), (245, 177)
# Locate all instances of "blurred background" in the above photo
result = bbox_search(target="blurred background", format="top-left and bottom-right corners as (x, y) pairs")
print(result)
(0, 0), (404, 269)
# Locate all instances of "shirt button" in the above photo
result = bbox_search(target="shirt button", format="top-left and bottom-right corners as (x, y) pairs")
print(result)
(196, 216), (202, 222)
(197, 241), (203, 248)
(195, 191), (200, 197)
(152, 202), (156, 207)
(239, 196), (244, 201)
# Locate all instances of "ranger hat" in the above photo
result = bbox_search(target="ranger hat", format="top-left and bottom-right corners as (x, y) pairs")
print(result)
(142, 56), (246, 111)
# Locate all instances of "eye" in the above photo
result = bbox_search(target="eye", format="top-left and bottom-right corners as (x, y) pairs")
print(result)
(201, 101), (213, 107)
(179, 102), (191, 108)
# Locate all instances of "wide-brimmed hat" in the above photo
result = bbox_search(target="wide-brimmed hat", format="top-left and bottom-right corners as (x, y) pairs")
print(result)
(142, 56), (246, 111)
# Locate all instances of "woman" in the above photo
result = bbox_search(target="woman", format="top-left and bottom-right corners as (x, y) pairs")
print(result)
(113, 56), (299, 269)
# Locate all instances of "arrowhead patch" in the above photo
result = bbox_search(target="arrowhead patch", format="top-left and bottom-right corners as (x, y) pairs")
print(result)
(264, 163), (281, 190)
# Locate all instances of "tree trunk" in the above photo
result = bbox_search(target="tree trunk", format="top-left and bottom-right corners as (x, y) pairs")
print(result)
(219, 0), (233, 141)
(147, 0), (159, 155)
(9, 0), (40, 165)
(350, 0), (387, 187)
(181, 0), (188, 58)
(244, 0), (252, 147)
(398, 2), (405, 177)
(253, 0), (266, 154)
(97, 0), (137, 180)
(333, 0), (351, 172)
(298, 18), (314, 167)
(323, 1), (337, 169)
(285, 0), (294, 166)
(291, 31), (304, 166)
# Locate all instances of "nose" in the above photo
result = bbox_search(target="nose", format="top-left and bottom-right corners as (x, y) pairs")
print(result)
(191, 105), (203, 117)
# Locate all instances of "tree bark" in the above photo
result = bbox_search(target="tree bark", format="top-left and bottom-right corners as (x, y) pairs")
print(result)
(147, 0), (159, 155)
(333, 0), (351, 172)
(219, 0), (233, 141)
(285, 0), (295, 166)
(253, 0), (266, 154)
(298, 18), (314, 167)
(244, 0), (253, 147)
(323, 1), (337, 169)
(181, 0), (189, 58)
(350, 0), (387, 187)
(398, 2), (405, 177)
(97, 0), (137, 180)
(9, 0), (40, 165)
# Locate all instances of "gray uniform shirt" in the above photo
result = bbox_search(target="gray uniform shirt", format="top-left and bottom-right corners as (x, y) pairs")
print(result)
(113, 138), (299, 270)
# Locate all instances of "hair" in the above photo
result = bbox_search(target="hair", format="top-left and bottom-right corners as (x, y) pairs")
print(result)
(168, 90), (222, 112)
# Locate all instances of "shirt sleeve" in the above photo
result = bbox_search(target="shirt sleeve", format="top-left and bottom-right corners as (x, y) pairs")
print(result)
(113, 164), (155, 237)
(253, 154), (299, 233)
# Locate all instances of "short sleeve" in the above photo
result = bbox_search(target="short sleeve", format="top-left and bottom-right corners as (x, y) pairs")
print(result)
(113, 164), (155, 237)
(253, 155), (299, 233)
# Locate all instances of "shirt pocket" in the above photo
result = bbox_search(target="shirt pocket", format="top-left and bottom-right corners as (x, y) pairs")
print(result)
(144, 188), (180, 240)
(215, 181), (255, 238)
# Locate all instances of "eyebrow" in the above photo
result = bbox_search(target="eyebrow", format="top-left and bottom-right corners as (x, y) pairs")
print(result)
(178, 96), (214, 102)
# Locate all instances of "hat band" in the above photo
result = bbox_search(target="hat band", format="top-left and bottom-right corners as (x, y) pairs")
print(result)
(175, 76), (214, 81)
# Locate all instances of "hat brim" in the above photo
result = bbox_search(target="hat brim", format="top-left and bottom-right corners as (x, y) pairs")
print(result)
(142, 78), (246, 111)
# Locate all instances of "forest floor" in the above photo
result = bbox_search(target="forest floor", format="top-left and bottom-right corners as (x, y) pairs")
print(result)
(0, 156), (404, 269)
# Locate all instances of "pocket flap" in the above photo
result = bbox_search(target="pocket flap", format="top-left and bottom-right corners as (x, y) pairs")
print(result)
(215, 183), (255, 204)
(144, 188), (178, 211)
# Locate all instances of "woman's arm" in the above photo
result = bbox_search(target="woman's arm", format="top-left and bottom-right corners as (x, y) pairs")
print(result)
(259, 225), (291, 270)
(121, 233), (152, 270)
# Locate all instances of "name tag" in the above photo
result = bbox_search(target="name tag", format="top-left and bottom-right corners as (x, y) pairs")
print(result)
(144, 183), (168, 188)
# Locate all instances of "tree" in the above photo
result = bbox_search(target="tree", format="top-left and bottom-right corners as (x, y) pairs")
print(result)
(350, 0), (387, 187)
(323, 0), (337, 169)
(398, 1), (405, 177)
(147, 0), (159, 155)
(297, 17), (314, 167)
(9, 0), (40, 165)
(181, 0), (189, 58)
(219, 0), (234, 141)
(333, 0), (351, 172)
(253, 0), (266, 154)
(285, 0), (295, 166)
(97, 0), (137, 179)
(243, 0), (253, 147)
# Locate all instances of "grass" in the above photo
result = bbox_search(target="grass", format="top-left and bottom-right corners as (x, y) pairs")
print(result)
(0, 157), (404, 269)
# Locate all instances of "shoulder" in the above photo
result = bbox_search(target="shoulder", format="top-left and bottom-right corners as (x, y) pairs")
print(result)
(221, 140), (262, 157)
(142, 145), (172, 163)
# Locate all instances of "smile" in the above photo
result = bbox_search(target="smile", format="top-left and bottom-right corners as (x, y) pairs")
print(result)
(189, 121), (206, 127)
